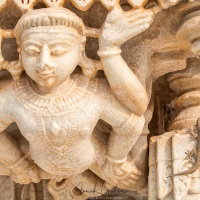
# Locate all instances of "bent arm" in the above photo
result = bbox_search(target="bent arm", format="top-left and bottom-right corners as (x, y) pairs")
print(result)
(0, 123), (40, 183)
(0, 94), (40, 183)
(101, 97), (145, 162)
(0, 95), (23, 169)
(0, 88), (24, 167)
(106, 114), (145, 162)
(0, 128), (24, 168)
(98, 7), (153, 115)
(100, 53), (148, 115)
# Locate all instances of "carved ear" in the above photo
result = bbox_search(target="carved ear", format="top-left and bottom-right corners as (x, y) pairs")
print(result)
(1, 60), (24, 80)
(79, 51), (102, 78)
(79, 27), (101, 78)
(9, 61), (24, 80)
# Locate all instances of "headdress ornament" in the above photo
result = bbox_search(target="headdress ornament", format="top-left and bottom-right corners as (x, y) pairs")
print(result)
(14, 8), (85, 38)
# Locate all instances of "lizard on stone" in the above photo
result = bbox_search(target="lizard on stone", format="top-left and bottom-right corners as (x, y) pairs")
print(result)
(168, 118), (200, 177)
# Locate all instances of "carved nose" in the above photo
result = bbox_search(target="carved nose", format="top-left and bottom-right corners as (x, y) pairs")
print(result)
(38, 44), (52, 70)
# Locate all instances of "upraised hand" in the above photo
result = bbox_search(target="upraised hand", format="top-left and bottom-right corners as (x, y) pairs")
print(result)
(99, 6), (154, 49)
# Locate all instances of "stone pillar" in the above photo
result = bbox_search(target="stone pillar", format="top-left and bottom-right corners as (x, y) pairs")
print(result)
(168, 59), (200, 131)
(149, 9), (200, 200)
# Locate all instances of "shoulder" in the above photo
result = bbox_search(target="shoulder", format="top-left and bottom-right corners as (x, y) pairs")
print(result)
(75, 73), (113, 102)
(92, 76), (114, 103)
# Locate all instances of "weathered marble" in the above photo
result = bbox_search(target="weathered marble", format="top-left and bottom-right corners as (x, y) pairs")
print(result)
(1, 0), (200, 199)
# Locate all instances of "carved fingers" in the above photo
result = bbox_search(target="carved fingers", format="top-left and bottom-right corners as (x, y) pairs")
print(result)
(103, 161), (125, 184)
(99, 6), (154, 49)
(120, 162), (142, 181)
(125, 9), (153, 36)
(103, 160), (142, 184)
(10, 159), (40, 184)
(11, 175), (39, 184)
(119, 164), (142, 186)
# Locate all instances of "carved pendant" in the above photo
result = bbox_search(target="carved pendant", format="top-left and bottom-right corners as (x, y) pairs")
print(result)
(36, 114), (77, 153)
(44, 119), (70, 147)
(39, 116), (72, 147)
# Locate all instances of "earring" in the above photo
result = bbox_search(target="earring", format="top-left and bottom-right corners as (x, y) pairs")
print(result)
(2, 60), (24, 80)
(79, 51), (102, 78)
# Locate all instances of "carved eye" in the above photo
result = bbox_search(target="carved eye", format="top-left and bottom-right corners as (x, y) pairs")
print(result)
(24, 47), (39, 56)
(51, 47), (68, 56)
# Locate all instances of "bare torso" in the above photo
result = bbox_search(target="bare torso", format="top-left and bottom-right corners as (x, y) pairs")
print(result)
(2, 74), (111, 176)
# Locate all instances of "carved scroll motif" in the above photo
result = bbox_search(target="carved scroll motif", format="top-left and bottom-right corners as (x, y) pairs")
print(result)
(0, 0), (190, 13)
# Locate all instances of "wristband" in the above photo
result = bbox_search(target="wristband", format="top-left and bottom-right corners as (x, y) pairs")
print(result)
(97, 46), (122, 58)
(105, 154), (127, 164)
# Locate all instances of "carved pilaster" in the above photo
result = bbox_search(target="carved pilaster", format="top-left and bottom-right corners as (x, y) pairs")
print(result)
(149, 8), (200, 200)
(168, 59), (200, 131)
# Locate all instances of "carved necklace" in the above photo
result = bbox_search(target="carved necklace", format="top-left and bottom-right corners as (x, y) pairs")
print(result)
(13, 75), (98, 152)
(13, 75), (98, 117)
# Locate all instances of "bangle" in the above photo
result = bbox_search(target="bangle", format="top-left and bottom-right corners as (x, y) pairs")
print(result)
(97, 47), (122, 58)
(105, 155), (127, 164)
(6, 154), (28, 169)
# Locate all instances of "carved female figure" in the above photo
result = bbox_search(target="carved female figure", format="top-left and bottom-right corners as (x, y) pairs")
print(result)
(0, 3), (154, 194)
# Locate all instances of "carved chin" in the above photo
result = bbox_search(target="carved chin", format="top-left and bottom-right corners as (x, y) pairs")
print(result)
(39, 77), (56, 88)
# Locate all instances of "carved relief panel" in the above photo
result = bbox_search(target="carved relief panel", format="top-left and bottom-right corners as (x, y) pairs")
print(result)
(0, 0), (200, 199)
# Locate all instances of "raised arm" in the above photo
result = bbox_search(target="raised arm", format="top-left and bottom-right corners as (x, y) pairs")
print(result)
(98, 6), (154, 114)
(0, 129), (40, 184)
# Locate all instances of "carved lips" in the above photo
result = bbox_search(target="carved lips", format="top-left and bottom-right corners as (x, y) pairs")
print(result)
(37, 69), (55, 79)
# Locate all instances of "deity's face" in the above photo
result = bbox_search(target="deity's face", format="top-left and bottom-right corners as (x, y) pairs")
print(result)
(21, 26), (83, 88)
